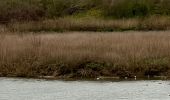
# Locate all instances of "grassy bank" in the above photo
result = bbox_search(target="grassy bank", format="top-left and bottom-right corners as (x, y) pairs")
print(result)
(1, 31), (170, 79)
(0, 0), (170, 32)
(1, 16), (170, 32)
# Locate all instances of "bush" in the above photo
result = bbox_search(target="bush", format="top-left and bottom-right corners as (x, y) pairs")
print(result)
(154, 0), (170, 15)
(1, 0), (170, 23)
(104, 0), (151, 18)
(0, 0), (44, 23)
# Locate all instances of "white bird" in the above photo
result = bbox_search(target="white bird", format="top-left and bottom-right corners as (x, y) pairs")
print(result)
(134, 76), (137, 80)
(125, 77), (128, 80)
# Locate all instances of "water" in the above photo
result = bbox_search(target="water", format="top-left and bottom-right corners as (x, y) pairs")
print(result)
(0, 78), (170, 100)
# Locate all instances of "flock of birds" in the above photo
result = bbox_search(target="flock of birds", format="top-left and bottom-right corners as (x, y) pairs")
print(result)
(96, 76), (137, 80)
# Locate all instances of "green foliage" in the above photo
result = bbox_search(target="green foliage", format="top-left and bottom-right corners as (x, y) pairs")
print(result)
(72, 9), (104, 18)
(1, 0), (170, 23)
(142, 58), (170, 76)
(153, 0), (170, 15)
(104, 0), (151, 18)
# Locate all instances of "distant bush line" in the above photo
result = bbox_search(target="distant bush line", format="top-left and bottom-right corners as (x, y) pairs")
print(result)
(1, 0), (170, 23)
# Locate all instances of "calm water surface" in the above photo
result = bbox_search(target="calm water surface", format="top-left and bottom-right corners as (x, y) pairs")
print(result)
(0, 77), (170, 100)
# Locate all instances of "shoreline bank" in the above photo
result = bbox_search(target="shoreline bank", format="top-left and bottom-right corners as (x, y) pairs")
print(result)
(1, 31), (170, 80)
(1, 75), (170, 81)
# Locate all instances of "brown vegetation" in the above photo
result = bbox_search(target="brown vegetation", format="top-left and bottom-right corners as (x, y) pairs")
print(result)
(2, 16), (169, 32)
(0, 31), (170, 79)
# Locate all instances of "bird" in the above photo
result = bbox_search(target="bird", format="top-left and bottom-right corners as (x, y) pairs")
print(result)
(134, 76), (137, 80)
(97, 77), (100, 80)
(125, 77), (128, 80)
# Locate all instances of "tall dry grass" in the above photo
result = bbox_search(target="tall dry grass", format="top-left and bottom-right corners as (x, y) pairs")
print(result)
(7, 17), (139, 32)
(0, 31), (170, 78)
(5, 16), (170, 32)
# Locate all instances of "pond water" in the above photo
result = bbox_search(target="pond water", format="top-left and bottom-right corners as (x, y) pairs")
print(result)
(0, 77), (170, 100)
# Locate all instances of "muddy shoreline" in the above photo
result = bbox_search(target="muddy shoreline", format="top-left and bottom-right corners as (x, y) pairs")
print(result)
(1, 75), (170, 81)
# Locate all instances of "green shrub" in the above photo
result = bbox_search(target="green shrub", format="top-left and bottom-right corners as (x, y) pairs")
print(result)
(143, 58), (170, 76)
(0, 0), (44, 22)
(140, 0), (170, 16)
(1, 0), (170, 22)
(104, 0), (151, 18)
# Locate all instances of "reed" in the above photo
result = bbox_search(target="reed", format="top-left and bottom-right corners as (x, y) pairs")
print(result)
(0, 31), (170, 78)
(5, 16), (170, 32)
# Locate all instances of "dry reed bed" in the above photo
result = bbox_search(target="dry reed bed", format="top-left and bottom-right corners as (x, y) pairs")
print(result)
(0, 31), (170, 78)
(6, 16), (170, 32)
